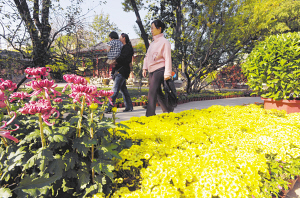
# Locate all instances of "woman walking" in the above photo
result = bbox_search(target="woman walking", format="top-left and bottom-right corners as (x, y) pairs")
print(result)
(105, 33), (134, 113)
(142, 19), (173, 117)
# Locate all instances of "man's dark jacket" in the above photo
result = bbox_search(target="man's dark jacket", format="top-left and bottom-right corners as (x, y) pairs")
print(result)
(115, 43), (134, 79)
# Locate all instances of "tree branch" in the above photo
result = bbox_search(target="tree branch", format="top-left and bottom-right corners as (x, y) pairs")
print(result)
(33, 0), (42, 31)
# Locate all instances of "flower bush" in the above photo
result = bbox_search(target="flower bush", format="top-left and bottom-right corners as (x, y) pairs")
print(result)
(0, 67), (132, 197)
(216, 64), (248, 88)
(109, 105), (300, 198)
(242, 32), (300, 100)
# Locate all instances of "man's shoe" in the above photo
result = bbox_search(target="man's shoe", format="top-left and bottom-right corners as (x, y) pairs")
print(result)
(123, 109), (133, 112)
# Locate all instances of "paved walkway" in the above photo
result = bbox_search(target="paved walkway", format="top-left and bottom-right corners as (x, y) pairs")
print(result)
(105, 97), (300, 198)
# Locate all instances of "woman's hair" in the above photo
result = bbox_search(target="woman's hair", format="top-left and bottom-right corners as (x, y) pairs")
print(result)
(151, 19), (165, 33)
(121, 33), (132, 47)
(109, 31), (119, 39)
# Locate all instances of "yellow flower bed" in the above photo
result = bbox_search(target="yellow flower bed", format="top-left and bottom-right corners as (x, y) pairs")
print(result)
(111, 105), (300, 198)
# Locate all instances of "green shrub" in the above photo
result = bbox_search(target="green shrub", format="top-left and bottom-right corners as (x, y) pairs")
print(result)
(242, 32), (300, 100)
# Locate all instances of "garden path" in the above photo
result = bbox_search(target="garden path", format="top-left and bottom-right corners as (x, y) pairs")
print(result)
(105, 96), (300, 198)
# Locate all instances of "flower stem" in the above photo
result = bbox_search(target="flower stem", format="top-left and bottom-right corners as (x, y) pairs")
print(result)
(5, 100), (11, 116)
(38, 114), (46, 148)
(77, 95), (86, 138)
(90, 111), (95, 183)
(1, 137), (8, 147)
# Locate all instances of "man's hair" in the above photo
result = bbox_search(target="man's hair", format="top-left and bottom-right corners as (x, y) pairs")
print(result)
(109, 31), (119, 39)
(151, 19), (166, 33)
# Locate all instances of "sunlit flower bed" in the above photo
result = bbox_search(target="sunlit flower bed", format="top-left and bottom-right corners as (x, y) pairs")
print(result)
(107, 105), (300, 198)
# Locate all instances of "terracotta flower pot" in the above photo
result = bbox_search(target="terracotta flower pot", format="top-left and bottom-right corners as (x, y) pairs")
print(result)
(261, 97), (300, 114)
(272, 176), (299, 198)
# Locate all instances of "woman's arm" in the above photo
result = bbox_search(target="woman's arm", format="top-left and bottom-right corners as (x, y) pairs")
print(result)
(163, 41), (172, 79)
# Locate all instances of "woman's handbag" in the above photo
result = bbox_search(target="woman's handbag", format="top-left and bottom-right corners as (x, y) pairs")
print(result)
(164, 79), (178, 108)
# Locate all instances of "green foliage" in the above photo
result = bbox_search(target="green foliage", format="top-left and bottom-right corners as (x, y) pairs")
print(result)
(242, 32), (300, 100)
(0, 94), (131, 197)
(134, 0), (300, 93)
(89, 12), (121, 46)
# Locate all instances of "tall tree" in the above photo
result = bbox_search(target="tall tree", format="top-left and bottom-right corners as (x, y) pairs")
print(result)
(0, 0), (104, 88)
(122, 0), (149, 50)
(89, 12), (121, 46)
(135, 0), (298, 93)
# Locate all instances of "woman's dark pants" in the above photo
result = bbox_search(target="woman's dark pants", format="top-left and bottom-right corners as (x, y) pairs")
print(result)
(146, 67), (173, 117)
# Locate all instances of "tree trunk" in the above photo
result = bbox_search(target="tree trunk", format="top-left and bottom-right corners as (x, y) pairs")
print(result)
(130, 0), (149, 50)
(14, 0), (51, 67)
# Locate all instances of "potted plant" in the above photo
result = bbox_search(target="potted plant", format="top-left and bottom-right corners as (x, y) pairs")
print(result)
(242, 32), (300, 113)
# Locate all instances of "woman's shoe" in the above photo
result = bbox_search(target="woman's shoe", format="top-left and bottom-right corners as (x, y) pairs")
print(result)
(123, 109), (133, 112)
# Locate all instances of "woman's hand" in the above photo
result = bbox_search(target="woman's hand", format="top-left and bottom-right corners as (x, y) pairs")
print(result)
(142, 69), (147, 78)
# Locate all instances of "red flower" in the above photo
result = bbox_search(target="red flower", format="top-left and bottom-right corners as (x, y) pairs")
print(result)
(69, 84), (102, 105)
(0, 79), (17, 91)
(97, 90), (114, 104)
(62, 74), (88, 92)
(19, 99), (60, 126)
(9, 92), (30, 102)
(0, 90), (7, 108)
(26, 79), (61, 99)
(25, 67), (50, 79)
(53, 98), (63, 103)
(0, 112), (19, 143)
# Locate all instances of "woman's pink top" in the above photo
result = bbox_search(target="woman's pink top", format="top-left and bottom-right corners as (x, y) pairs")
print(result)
(143, 33), (172, 78)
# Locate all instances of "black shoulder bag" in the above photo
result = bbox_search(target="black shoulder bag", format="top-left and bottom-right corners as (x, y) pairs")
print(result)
(164, 79), (178, 108)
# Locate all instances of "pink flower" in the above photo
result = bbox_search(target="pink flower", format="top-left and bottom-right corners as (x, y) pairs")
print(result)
(62, 74), (88, 92)
(0, 112), (19, 143)
(279, 165), (283, 168)
(98, 90), (114, 97)
(25, 67), (50, 79)
(53, 98), (63, 103)
(0, 79), (17, 91)
(69, 84), (102, 105)
(9, 92), (30, 102)
(97, 90), (114, 104)
(0, 90), (7, 108)
(26, 79), (61, 99)
(19, 99), (60, 126)
(278, 185), (283, 190)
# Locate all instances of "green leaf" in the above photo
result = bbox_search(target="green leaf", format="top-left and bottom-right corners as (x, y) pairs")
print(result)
(23, 155), (37, 171)
(21, 129), (40, 143)
(47, 157), (65, 175)
(0, 188), (12, 198)
(84, 184), (98, 197)
(78, 171), (90, 189)
(73, 138), (89, 157)
(62, 179), (74, 192)
(43, 125), (52, 136)
(82, 136), (98, 147)
(101, 140), (121, 160)
(91, 160), (114, 180)
(53, 134), (68, 143)
(58, 126), (70, 135)
(63, 152), (79, 171)
(70, 117), (80, 125)
(102, 163), (114, 180)
(15, 173), (62, 190)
